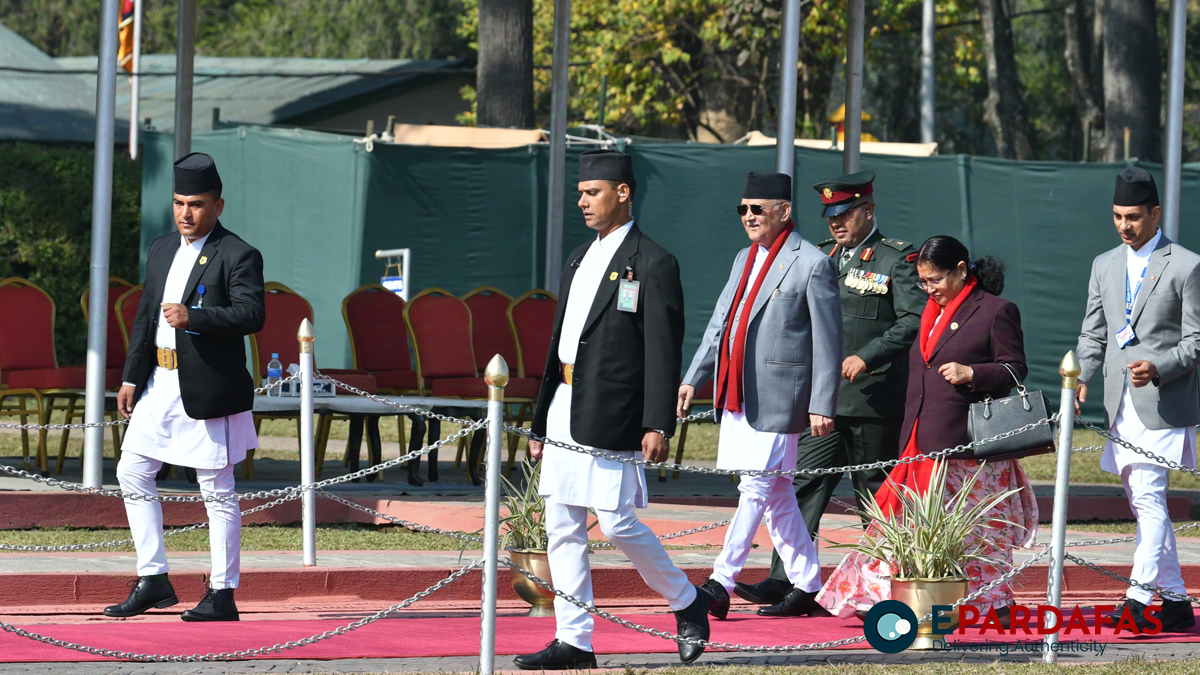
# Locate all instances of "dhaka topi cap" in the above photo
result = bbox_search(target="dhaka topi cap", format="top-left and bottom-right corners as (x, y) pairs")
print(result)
(1113, 167), (1159, 208)
(174, 152), (222, 196)
(579, 149), (636, 192)
(813, 170), (875, 218)
(742, 172), (792, 200)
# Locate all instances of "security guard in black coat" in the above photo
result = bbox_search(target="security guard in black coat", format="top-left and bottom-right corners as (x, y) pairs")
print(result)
(737, 170), (924, 608)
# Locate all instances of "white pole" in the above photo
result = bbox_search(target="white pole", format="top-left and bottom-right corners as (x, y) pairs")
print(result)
(1043, 351), (1080, 663)
(842, 0), (865, 173)
(401, 248), (412, 301)
(774, 0), (801, 176)
(83, 0), (121, 488)
(129, 0), (142, 158)
(298, 318), (317, 567)
(1162, 0), (1185, 242)
(479, 354), (509, 675)
(919, 0), (935, 144)
(544, 0), (571, 294)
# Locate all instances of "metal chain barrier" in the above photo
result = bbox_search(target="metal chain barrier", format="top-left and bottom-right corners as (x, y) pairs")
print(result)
(504, 547), (1050, 653)
(1065, 551), (1200, 604)
(507, 417), (1054, 478)
(315, 372), (480, 428)
(0, 374), (302, 432)
(0, 560), (483, 662)
(0, 494), (296, 553)
(0, 418), (484, 504)
(317, 490), (484, 544)
(1076, 416), (1200, 478)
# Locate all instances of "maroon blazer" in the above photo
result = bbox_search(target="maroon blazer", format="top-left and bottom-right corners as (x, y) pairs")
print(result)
(900, 285), (1028, 456)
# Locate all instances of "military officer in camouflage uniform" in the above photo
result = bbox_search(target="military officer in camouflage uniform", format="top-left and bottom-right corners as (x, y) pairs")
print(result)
(738, 170), (925, 612)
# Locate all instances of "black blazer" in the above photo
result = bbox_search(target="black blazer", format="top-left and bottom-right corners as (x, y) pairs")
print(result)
(123, 222), (266, 420)
(899, 286), (1027, 456)
(531, 224), (685, 452)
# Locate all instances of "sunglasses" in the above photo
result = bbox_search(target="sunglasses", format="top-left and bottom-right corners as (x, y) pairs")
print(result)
(736, 204), (771, 216)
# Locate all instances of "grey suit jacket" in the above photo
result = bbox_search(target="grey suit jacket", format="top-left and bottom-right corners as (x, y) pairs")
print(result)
(1076, 233), (1200, 430)
(683, 229), (842, 433)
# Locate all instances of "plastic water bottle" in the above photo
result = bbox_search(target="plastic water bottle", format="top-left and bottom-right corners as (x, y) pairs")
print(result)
(266, 353), (283, 397)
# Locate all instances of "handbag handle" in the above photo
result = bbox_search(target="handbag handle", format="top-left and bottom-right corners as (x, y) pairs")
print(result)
(982, 363), (1032, 418)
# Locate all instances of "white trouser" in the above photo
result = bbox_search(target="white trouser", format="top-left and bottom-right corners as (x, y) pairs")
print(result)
(546, 500), (697, 652)
(711, 473), (821, 595)
(1122, 462), (1185, 605)
(117, 451), (242, 589)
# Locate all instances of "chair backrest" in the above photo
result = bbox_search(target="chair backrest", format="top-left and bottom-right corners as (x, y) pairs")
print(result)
(250, 282), (314, 379)
(80, 277), (134, 369)
(114, 285), (144, 352)
(342, 284), (413, 372)
(0, 278), (58, 384)
(461, 286), (517, 373)
(507, 289), (558, 379)
(403, 288), (477, 386)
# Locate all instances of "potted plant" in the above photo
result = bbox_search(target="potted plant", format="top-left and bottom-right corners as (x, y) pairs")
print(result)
(829, 459), (1024, 649)
(501, 459), (556, 617)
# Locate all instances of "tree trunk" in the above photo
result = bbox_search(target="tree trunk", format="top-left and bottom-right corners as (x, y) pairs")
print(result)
(1091, 0), (1105, 96)
(1102, 0), (1161, 162)
(977, 0), (1034, 159)
(1064, 0), (1103, 133)
(476, 0), (534, 128)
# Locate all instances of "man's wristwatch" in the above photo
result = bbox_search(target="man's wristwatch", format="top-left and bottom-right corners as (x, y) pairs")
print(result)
(649, 428), (673, 440)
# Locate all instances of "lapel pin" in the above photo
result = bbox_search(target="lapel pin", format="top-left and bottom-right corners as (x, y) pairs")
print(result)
(1150, 275), (1156, 282)
(199, 256), (208, 265)
(951, 322), (959, 330)
(609, 271), (618, 281)
(778, 263), (784, 270)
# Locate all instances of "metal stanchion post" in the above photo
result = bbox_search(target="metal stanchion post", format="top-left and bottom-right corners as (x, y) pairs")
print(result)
(298, 318), (317, 567)
(479, 354), (508, 675)
(1044, 350), (1081, 663)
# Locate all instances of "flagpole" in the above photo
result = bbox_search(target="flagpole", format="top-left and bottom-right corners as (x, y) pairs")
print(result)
(129, 0), (143, 158)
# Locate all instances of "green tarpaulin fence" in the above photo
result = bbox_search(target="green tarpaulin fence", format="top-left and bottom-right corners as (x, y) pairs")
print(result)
(141, 127), (1200, 422)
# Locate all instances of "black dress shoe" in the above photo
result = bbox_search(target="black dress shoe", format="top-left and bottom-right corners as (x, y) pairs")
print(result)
(1160, 598), (1197, 632)
(1101, 598), (1157, 631)
(103, 574), (178, 618)
(734, 577), (792, 605)
(180, 587), (240, 622)
(701, 578), (730, 620)
(674, 586), (711, 663)
(513, 639), (597, 670)
(758, 587), (830, 617)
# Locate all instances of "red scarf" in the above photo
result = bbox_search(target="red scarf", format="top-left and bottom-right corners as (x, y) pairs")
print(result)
(874, 276), (978, 518)
(716, 222), (794, 412)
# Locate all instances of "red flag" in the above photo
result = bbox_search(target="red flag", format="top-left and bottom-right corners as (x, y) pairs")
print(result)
(118, 0), (135, 73)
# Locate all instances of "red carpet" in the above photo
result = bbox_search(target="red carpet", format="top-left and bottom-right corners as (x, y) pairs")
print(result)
(2, 614), (1199, 662)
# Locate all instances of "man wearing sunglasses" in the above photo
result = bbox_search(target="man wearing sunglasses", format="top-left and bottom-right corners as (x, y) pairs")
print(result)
(678, 171), (842, 620)
(734, 170), (923, 614)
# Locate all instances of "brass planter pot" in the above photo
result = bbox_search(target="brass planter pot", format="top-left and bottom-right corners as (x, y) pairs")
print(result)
(509, 549), (555, 617)
(890, 578), (967, 650)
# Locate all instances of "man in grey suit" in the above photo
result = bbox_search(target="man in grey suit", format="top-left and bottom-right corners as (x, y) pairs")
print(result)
(1075, 167), (1199, 632)
(678, 171), (841, 620)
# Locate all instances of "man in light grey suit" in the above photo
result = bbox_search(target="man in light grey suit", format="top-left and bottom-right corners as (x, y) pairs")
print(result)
(678, 171), (841, 620)
(1075, 167), (1200, 632)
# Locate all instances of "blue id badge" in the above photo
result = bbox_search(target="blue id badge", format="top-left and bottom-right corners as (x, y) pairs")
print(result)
(1116, 323), (1136, 349)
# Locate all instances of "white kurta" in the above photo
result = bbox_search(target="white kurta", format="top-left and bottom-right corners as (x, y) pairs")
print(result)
(121, 233), (257, 470)
(539, 221), (648, 511)
(1101, 230), (1198, 475)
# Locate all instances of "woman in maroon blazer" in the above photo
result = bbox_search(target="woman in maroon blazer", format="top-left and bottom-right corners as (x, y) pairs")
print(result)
(816, 236), (1040, 619)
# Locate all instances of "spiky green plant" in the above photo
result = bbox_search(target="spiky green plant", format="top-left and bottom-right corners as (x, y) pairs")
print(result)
(498, 458), (548, 551)
(827, 459), (1026, 581)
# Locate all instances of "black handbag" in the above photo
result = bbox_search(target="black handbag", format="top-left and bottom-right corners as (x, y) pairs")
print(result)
(965, 363), (1056, 461)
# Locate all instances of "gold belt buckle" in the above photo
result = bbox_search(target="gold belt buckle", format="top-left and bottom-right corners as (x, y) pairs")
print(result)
(157, 348), (178, 370)
(561, 363), (574, 385)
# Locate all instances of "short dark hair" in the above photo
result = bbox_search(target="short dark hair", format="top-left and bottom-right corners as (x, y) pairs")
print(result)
(916, 235), (1006, 295)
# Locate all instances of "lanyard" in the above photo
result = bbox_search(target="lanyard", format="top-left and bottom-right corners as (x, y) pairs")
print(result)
(1125, 265), (1148, 323)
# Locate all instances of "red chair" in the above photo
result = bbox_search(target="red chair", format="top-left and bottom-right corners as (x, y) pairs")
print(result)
(404, 288), (539, 484)
(251, 282), (378, 479)
(54, 278), (134, 472)
(462, 286), (528, 472)
(0, 278), (86, 472)
(341, 283), (424, 482)
(502, 289), (559, 474)
(114, 285), (144, 353)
